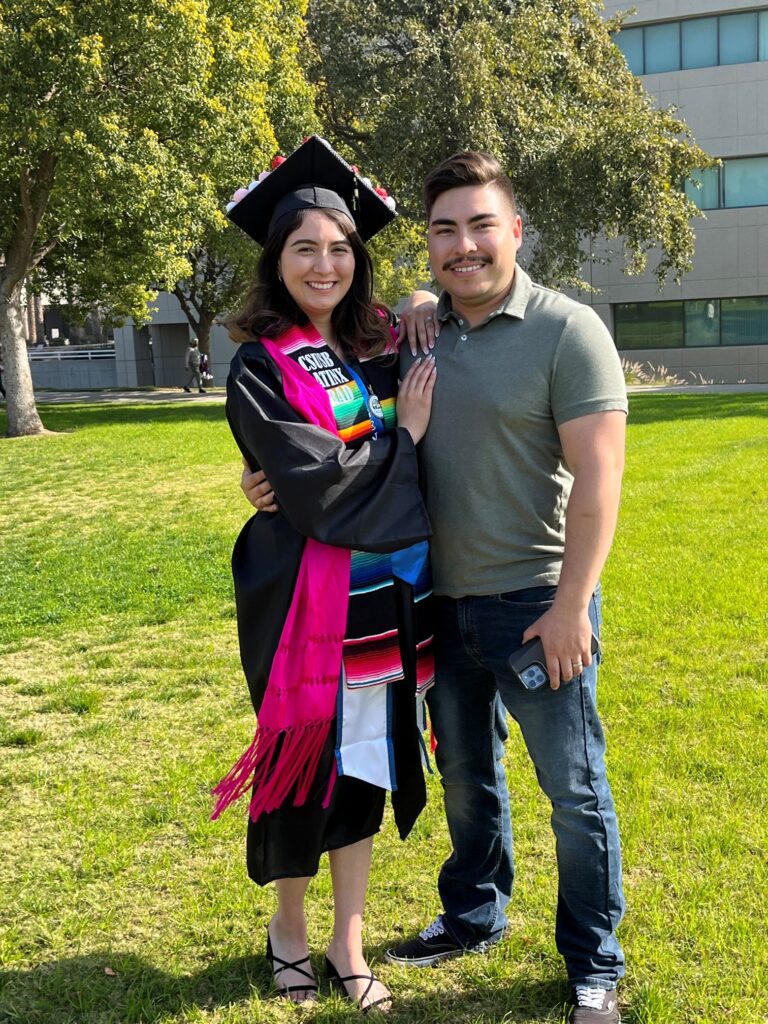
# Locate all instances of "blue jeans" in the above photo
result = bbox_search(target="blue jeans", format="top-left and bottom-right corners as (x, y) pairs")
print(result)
(427, 585), (625, 988)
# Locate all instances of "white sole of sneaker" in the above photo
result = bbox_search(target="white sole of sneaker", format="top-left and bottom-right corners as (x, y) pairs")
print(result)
(383, 948), (463, 968)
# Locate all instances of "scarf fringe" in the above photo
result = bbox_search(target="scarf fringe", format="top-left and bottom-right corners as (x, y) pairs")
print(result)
(210, 720), (335, 823)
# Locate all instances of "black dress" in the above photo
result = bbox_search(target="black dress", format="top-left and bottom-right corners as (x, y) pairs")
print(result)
(225, 335), (434, 884)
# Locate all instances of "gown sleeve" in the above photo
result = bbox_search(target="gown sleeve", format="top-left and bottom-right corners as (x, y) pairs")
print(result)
(226, 342), (432, 554)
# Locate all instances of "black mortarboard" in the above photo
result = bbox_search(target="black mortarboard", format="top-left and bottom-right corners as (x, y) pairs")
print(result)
(226, 135), (397, 246)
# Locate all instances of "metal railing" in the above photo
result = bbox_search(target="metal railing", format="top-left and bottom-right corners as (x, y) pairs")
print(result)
(28, 345), (116, 362)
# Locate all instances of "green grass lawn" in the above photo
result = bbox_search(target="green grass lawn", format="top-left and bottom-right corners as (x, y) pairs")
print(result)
(1, 394), (766, 1024)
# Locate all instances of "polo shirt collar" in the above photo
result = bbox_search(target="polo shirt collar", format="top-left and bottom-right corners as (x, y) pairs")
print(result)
(436, 265), (533, 325)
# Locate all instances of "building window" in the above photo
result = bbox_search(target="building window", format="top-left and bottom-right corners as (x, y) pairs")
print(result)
(614, 297), (768, 349)
(614, 302), (684, 349)
(684, 166), (720, 210)
(719, 11), (758, 65)
(682, 17), (718, 70)
(645, 22), (680, 73)
(721, 297), (768, 346)
(722, 157), (768, 208)
(616, 26), (644, 74)
(684, 300), (720, 347)
(685, 156), (768, 210)
(613, 8), (768, 74)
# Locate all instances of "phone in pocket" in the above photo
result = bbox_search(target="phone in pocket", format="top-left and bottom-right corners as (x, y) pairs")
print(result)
(508, 634), (601, 690)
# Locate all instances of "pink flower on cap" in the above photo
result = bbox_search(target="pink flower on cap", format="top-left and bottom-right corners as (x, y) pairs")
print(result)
(232, 187), (249, 203)
(375, 187), (388, 198)
(350, 165), (359, 174)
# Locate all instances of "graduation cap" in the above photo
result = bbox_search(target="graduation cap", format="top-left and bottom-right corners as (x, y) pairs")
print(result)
(226, 135), (397, 246)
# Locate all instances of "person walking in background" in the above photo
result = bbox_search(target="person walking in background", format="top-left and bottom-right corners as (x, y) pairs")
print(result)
(182, 336), (205, 393)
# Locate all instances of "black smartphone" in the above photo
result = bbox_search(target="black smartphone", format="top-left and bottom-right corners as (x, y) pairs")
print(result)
(508, 634), (601, 690)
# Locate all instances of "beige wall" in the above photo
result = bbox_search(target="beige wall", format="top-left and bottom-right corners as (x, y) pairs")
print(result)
(570, 1), (768, 381)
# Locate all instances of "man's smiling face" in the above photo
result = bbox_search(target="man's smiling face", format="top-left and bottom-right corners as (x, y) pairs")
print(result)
(427, 183), (522, 324)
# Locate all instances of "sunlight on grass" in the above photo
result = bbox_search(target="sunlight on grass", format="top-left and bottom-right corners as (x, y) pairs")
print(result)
(1, 395), (767, 1023)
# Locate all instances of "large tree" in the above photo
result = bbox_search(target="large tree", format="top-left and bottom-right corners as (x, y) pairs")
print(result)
(0, 0), (216, 435)
(308, 0), (714, 291)
(0, 0), (311, 437)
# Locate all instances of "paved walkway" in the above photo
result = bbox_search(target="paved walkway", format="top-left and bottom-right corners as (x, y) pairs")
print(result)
(627, 382), (768, 394)
(24, 383), (768, 405)
(32, 387), (226, 405)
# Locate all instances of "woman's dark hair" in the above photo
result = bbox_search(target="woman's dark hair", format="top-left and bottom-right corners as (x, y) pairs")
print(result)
(227, 207), (392, 359)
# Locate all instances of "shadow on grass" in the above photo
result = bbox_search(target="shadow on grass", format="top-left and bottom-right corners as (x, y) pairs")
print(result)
(0, 951), (642, 1023)
(0, 952), (267, 1024)
(628, 391), (768, 425)
(0, 945), (657, 1023)
(1, 402), (227, 436)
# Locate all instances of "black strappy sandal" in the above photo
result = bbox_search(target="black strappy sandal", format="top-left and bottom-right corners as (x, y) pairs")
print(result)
(325, 955), (392, 1014)
(266, 929), (318, 1001)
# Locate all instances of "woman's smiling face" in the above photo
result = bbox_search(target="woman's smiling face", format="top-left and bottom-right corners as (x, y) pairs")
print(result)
(278, 209), (356, 322)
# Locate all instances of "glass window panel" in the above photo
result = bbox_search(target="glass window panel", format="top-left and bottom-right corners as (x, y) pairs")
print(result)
(682, 17), (718, 69)
(684, 300), (720, 347)
(614, 28), (644, 75)
(719, 12), (758, 65)
(760, 12), (768, 61)
(721, 297), (768, 346)
(685, 167), (720, 210)
(644, 22), (681, 73)
(723, 157), (768, 208)
(614, 302), (684, 350)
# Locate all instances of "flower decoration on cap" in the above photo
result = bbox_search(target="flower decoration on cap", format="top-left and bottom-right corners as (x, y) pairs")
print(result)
(225, 135), (397, 242)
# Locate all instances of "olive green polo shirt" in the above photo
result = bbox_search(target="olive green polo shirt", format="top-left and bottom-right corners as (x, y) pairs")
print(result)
(400, 266), (628, 597)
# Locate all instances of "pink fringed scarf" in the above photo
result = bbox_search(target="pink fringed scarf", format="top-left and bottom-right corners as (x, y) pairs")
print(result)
(211, 325), (351, 822)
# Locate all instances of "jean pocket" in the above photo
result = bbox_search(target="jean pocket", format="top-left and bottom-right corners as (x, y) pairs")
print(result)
(497, 585), (557, 610)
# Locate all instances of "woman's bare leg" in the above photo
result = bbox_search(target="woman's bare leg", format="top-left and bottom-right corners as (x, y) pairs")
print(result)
(269, 876), (317, 1001)
(327, 836), (392, 1011)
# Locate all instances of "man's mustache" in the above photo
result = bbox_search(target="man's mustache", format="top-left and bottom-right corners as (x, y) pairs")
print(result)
(442, 256), (492, 271)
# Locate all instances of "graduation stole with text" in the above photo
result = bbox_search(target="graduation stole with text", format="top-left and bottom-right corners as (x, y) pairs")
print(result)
(211, 324), (351, 823)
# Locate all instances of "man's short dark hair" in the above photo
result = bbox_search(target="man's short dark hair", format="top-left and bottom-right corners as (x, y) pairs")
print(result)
(424, 151), (517, 220)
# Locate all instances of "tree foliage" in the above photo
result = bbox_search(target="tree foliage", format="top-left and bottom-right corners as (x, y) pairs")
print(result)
(308, 0), (714, 290)
(0, 0), (316, 434)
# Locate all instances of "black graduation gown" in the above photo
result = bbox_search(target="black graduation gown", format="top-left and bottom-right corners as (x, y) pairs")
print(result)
(225, 340), (433, 883)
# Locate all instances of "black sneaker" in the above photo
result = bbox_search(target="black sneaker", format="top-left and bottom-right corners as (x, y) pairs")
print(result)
(569, 986), (620, 1023)
(384, 916), (496, 968)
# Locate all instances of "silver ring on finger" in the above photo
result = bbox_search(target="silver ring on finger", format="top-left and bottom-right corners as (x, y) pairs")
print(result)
(425, 316), (434, 323)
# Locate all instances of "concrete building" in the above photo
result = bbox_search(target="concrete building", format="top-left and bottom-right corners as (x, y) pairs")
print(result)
(113, 291), (234, 389)
(578, 0), (768, 383)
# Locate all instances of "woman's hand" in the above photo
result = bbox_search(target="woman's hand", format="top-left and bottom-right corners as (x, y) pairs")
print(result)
(241, 458), (278, 512)
(396, 355), (437, 445)
(396, 290), (439, 356)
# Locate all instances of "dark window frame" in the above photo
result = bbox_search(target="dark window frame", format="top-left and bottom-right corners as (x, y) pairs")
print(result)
(613, 296), (768, 350)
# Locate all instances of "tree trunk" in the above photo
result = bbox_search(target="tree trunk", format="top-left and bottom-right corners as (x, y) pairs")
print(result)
(196, 310), (215, 355)
(24, 296), (35, 343)
(0, 277), (46, 437)
(34, 294), (46, 345)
